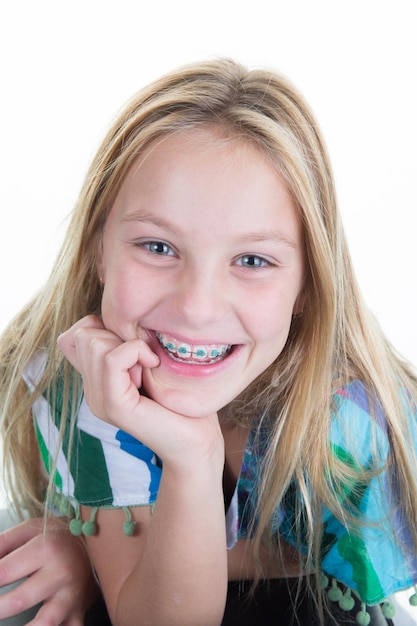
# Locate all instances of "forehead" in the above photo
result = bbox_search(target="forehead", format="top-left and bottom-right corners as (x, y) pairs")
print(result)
(102, 129), (305, 263)
(120, 128), (294, 207)
(136, 128), (262, 170)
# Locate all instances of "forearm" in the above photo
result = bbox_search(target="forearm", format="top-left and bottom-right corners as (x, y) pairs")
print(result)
(58, 322), (229, 623)
(113, 466), (228, 626)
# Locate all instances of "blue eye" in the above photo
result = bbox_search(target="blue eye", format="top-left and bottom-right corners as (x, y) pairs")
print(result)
(143, 241), (173, 256)
(237, 255), (269, 268)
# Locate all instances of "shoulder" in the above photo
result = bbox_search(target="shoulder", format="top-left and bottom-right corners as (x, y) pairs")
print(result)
(23, 352), (162, 511)
(330, 378), (417, 465)
(330, 380), (388, 467)
(22, 350), (48, 391)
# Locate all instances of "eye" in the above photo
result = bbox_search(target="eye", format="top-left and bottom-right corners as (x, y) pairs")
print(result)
(236, 254), (271, 268)
(142, 241), (175, 256)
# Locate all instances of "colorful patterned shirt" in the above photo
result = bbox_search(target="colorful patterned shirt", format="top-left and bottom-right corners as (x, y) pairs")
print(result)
(24, 353), (417, 607)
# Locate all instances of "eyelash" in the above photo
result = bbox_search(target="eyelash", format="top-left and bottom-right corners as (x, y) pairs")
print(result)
(235, 255), (272, 269)
(139, 241), (274, 269)
(141, 241), (175, 256)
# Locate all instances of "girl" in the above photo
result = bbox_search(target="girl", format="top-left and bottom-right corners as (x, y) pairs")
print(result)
(1, 58), (417, 626)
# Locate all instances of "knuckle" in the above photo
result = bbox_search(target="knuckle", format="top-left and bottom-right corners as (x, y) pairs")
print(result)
(42, 537), (70, 566)
(102, 346), (119, 369)
(37, 615), (60, 626)
(8, 589), (29, 615)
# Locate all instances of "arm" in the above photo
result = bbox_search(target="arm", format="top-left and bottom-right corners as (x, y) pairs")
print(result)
(59, 317), (228, 626)
(0, 516), (99, 625)
(83, 459), (227, 626)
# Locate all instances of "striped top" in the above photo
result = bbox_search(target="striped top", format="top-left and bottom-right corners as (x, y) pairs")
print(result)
(24, 353), (417, 607)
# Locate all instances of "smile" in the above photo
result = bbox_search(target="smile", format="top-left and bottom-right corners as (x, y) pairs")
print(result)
(155, 332), (232, 364)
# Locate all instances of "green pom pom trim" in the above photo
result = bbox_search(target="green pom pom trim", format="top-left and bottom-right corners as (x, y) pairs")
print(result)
(327, 579), (343, 602)
(320, 573), (329, 589)
(381, 600), (396, 619)
(122, 507), (136, 536)
(339, 589), (355, 612)
(123, 520), (136, 536)
(356, 603), (371, 625)
(409, 587), (417, 606)
(67, 504), (141, 537)
(69, 518), (83, 536)
(82, 521), (97, 536)
(81, 507), (98, 536)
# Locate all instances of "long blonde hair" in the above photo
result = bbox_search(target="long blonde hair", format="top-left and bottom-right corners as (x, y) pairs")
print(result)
(1, 58), (417, 581)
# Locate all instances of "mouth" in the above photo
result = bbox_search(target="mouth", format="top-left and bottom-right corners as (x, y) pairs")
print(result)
(155, 331), (233, 365)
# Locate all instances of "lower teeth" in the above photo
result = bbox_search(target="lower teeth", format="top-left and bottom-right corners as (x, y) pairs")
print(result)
(166, 350), (227, 365)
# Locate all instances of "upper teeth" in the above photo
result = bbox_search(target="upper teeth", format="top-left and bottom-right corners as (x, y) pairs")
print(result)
(156, 332), (231, 362)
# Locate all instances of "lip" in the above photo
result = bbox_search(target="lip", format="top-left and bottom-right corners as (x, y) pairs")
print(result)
(147, 330), (242, 379)
(152, 329), (232, 347)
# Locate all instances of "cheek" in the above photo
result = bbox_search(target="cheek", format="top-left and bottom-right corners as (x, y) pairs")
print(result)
(246, 293), (295, 345)
(100, 275), (136, 329)
(100, 269), (162, 338)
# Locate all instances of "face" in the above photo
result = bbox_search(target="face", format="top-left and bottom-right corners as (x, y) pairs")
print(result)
(98, 129), (305, 418)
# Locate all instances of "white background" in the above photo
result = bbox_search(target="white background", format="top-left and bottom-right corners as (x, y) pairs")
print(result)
(0, 1), (416, 619)
(0, 1), (416, 366)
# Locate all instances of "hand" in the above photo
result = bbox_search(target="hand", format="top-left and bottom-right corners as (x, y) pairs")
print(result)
(0, 516), (99, 625)
(58, 315), (224, 474)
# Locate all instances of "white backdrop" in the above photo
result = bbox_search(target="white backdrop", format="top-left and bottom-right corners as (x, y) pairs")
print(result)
(1, 0), (416, 366)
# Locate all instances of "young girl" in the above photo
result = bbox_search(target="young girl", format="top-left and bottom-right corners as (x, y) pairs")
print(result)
(1, 58), (417, 626)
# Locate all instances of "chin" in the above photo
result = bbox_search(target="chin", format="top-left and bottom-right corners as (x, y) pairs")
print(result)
(152, 388), (225, 418)
(141, 360), (254, 417)
(142, 375), (225, 418)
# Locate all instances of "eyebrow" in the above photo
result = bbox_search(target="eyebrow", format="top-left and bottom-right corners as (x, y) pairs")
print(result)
(122, 211), (299, 248)
(234, 231), (298, 249)
(122, 212), (182, 235)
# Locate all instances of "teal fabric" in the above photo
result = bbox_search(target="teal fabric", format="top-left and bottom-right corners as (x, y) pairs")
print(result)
(237, 381), (417, 605)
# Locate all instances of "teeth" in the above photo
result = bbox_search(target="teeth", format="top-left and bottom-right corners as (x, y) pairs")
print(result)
(156, 332), (231, 363)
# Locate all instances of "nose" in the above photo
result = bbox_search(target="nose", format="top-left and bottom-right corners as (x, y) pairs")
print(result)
(172, 264), (230, 328)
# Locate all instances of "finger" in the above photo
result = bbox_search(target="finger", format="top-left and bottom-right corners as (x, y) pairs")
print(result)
(0, 521), (49, 587)
(74, 337), (158, 420)
(0, 544), (43, 599)
(0, 519), (71, 591)
(0, 560), (80, 621)
(0, 576), (41, 620)
(24, 597), (84, 626)
(99, 339), (159, 415)
(0, 518), (43, 558)
(57, 315), (107, 368)
(61, 615), (85, 626)
(62, 329), (121, 377)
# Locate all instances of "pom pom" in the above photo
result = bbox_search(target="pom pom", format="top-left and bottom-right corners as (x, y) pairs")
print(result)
(409, 592), (417, 607)
(122, 507), (136, 536)
(123, 520), (136, 536)
(82, 520), (97, 536)
(356, 604), (371, 626)
(320, 573), (329, 589)
(381, 601), (396, 619)
(339, 591), (355, 612)
(69, 518), (83, 536)
(327, 579), (343, 602)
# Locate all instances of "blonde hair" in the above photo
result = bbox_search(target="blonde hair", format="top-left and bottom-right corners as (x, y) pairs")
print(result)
(1, 58), (417, 590)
